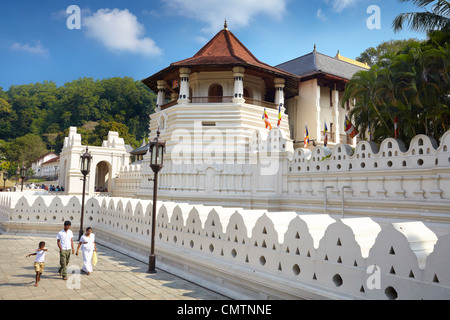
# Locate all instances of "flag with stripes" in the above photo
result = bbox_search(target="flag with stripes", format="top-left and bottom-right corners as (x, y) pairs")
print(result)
(277, 104), (282, 128)
(345, 115), (358, 139)
(262, 108), (272, 130)
(304, 123), (310, 148)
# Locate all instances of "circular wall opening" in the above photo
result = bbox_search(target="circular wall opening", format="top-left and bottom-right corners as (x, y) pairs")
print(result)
(293, 264), (301, 275)
(385, 286), (398, 300)
(332, 274), (343, 287)
(259, 256), (266, 266)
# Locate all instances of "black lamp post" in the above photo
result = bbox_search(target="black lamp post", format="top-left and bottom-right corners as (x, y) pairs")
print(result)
(20, 165), (27, 192)
(2, 171), (8, 192)
(79, 147), (92, 240)
(148, 129), (166, 274)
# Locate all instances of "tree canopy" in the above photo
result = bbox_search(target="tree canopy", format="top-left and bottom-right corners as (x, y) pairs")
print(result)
(393, 0), (450, 33)
(343, 29), (450, 146)
(0, 77), (156, 158)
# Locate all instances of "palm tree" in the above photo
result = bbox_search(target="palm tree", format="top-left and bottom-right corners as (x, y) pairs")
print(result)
(342, 66), (394, 142)
(393, 0), (450, 33)
(343, 41), (450, 144)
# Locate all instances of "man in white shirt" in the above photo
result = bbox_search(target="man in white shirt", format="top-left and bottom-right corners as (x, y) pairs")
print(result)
(57, 221), (74, 280)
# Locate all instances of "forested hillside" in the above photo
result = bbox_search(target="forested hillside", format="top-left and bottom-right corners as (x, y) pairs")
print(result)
(0, 77), (157, 167)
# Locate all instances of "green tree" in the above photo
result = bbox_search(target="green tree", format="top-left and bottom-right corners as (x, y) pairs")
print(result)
(343, 30), (450, 145)
(393, 0), (450, 33)
(356, 39), (423, 67)
(2, 134), (49, 167)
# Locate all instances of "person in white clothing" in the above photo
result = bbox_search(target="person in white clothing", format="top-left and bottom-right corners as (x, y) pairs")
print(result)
(57, 221), (74, 280)
(26, 241), (48, 287)
(76, 227), (97, 275)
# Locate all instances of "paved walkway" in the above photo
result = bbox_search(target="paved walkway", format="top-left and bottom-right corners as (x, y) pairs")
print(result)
(0, 234), (229, 300)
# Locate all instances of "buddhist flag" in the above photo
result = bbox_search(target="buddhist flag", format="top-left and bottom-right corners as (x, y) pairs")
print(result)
(368, 122), (372, 142)
(345, 115), (358, 139)
(172, 80), (179, 89)
(277, 104), (282, 128)
(394, 116), (398, 139)
(304, 123), (310, 148)
(262, 108), (272, 130)
(324, 121), (328, 147)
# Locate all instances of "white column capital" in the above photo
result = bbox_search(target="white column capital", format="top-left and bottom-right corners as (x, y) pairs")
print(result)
(157, 80), (167, 90)
(179, 67), (191, 77)
(232, 66), (245, 76)
(274, 78), (285, 88)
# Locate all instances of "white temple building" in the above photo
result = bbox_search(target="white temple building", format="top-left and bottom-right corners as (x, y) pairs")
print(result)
(4, 24), (449, 300)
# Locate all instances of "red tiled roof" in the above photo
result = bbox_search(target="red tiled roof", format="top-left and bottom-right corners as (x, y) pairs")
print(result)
(142, 28), (299, 97)
(42, 156), (60, 166)
(31, 152), (58, 164)
(171, 29), (297, 78)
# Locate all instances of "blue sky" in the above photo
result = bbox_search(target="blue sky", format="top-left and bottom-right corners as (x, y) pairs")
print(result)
(0, 0), (426, 90)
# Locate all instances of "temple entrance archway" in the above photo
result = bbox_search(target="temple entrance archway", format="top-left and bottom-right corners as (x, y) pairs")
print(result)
(95, 161), (111, 192)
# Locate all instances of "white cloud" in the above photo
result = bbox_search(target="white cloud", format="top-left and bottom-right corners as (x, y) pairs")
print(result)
(83, 8), (162, 56)
(330, 0), (360, 12)
(10, 40), (49, 56)
(161, 0), (288, 34)
(316, 8), (327, 21)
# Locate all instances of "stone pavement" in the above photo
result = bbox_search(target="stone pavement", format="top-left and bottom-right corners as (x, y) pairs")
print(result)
(0, 234), (229, 300)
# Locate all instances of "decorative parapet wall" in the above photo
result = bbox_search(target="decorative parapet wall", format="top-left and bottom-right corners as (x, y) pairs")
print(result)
(110, 129), (450, 221)
(113, 164), (142, 197)
(288, 132), (450, 200)
(1, 193), (449, 300)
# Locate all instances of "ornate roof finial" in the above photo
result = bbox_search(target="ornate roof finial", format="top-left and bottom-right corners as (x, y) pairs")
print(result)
(224, 18), (228, 30)
(314, 44), (317, 51)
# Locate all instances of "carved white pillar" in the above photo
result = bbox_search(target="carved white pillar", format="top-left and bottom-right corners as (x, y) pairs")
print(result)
(232, 66), (245, 103)
(274, 78), (285, 107)
(156, 80), (167, 111)
(178, 67), (191, 104)
(333, 85), (340, 144)
(315, 80), (322, 143)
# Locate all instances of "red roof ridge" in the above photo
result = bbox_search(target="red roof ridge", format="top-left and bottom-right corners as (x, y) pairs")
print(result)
(173, 29), (264, 66)
(171, 29), (298, 80)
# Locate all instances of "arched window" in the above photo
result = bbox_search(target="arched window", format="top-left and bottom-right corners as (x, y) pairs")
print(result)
(208, 84), (223, 103)
(244, 87), (253, 99)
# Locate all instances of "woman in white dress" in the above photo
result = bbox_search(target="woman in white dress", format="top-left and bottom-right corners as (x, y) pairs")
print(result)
(76, 227), (97, 275)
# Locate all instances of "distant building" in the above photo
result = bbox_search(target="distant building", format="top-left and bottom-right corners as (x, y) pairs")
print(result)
(40, 156), (60, 179)
(30, 152), (59, 178)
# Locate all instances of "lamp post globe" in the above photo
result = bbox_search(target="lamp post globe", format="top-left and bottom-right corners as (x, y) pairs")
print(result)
(80, 147), (92, 176)
(148, 129), (166, 274)
(20, 165), (27, 192)
(2, 171), (8, 192)
(79, 147), (92, 240)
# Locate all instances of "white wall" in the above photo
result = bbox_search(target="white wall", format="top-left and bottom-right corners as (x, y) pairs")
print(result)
(1, 193), (449, 300)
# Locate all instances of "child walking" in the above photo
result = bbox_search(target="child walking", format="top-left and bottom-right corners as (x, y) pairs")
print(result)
(26, 241), (48, 287)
